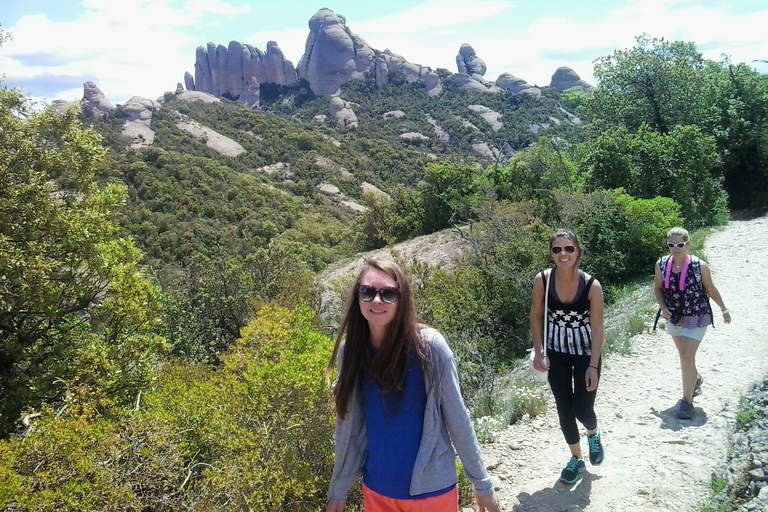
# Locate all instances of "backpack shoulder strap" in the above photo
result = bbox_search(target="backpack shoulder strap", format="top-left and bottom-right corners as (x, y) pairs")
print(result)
(690, 255), (703, 289)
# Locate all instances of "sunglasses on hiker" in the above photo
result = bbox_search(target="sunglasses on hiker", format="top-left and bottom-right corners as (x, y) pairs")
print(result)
(551, 245), (576, 254)
(667, 241), (688, 249)
(357, 285), (400, 304)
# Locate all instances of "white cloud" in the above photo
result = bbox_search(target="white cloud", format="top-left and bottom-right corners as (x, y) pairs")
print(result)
(353, 0), (515, 33)
(1, 0), (250, 104)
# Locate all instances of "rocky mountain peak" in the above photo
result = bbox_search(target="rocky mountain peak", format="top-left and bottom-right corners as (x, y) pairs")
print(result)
(456, 43), (487, 78)
(296, 8), (376, 97)
(549, 66), (595, 91)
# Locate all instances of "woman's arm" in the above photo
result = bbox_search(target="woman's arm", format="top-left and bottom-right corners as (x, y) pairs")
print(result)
(586, 278), (604, 392)
(529, 271), (549, 371)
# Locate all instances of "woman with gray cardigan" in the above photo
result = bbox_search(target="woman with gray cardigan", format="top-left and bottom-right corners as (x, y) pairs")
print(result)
(325, 258), (500, 512)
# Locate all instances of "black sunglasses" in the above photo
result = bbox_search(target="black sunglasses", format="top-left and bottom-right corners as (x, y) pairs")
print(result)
(551, 245), (576, 254)
(667, 241), (688, 249)
(357, 285), (400, 304)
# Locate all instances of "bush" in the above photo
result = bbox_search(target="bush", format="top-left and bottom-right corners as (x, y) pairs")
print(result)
(0, 304), (336, 511)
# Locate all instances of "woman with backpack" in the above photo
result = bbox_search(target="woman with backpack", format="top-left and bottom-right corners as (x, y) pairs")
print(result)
(653, 227), (731, 420)
(530, 228), (606, 484)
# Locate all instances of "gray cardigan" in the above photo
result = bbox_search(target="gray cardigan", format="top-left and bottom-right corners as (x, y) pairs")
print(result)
(328, 327), (494, 500)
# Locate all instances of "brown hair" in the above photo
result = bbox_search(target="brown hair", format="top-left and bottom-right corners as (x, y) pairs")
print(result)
(549, 228), (584, 265)
(325, 258), (430, 419)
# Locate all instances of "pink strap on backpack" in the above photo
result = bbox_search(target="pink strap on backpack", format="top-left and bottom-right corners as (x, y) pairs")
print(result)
(664, 255), (690, 291)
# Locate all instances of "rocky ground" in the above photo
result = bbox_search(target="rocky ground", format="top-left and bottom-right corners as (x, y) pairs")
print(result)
(476, 213), (768, 512)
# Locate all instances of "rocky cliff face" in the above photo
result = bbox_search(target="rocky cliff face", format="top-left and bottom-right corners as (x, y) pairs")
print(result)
(297, 8), (376, 97)
(186, 40), (297, 105)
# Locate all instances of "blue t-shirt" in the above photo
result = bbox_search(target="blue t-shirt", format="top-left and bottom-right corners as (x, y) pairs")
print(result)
(361, 348), (454, 499)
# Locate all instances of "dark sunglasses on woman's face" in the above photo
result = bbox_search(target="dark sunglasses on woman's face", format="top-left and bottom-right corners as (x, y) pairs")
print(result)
(551, 245), (576, 254)
(667, 241), (688, 249)
(357, 285), (400, 304)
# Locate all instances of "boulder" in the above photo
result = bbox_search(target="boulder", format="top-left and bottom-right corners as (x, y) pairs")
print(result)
(361, 182), (390, 200)
(176, 116), (247, 157)
(376, 50), (442, 96)
(495, 73), (542, 99)
(121, 96), (159, 148)
(549, 66), (595, 92)
(383, 110), (406, 119)
(329, 96), (358, 129)
(51, 100), (75, 115)
(297, 8), (375, 96)
(468, 105), (503, 132)
(170, 90), (221, 104)
(400, 132), (430, 141)
(82, 81), (114, 117)
(444, 73), (502, 94)
(426, 115), (451, 144)
(456, 44), (487, 78)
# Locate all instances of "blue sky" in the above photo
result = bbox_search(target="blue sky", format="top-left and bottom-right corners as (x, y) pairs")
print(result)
(2, 0), (767, 105)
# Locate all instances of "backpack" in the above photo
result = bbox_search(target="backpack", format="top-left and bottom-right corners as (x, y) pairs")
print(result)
(652, 255), (713, 330)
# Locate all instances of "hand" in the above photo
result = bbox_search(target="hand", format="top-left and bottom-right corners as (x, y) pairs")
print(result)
(661, 308), (671, 320)
(325, 499), (346, 512)
(722, 310), (732, 324)
(533, 352), (549, 372)
(475, 490), (501, 512)
(586, 366), (599, 392)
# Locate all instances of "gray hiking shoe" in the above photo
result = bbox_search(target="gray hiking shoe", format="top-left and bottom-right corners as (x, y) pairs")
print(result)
(676, 399), (695, 420)
(693, 374), (703, 397)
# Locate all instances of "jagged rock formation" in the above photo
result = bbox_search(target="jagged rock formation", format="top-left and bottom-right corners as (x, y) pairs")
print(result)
(549, 66), (595, 92)
(297, 8), (375, 97)
(495, 73), (542, 99)
(186, 40), (297, 104)
(329, 96), (358, 129)
(83, 81), (115, 117)
(456, 43), (487, 79)
(121, 96), (160, 148)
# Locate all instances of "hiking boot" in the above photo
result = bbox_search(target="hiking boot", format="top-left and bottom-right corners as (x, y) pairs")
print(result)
(676, 399), (695, 420)
(587, 428), (604, 465)
(559, 456), (586, 484)
(693, 374), (703, 397)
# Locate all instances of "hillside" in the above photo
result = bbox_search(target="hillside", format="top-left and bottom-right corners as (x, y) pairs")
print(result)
(80, 68), (581, 276)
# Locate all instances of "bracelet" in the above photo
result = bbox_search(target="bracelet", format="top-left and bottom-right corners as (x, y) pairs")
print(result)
(722, 309), (730, 314)
(589, 365), (598, 370)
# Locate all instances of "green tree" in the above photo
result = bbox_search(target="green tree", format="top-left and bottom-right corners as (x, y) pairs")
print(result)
(704, 60), (768, 208)
(579, 124), (728, 227)
(0, 90), (165, 435)
(581, 35), (717, 134)
(418, 161), (479, 233)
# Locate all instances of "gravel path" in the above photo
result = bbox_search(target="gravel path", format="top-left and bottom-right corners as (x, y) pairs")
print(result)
(480, 214), (768, 512)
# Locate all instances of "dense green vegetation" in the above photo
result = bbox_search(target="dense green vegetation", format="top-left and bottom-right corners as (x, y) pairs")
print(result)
(2, 26), (768, 509)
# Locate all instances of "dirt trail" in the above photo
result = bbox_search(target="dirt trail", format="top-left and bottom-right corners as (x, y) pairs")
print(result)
(482, 214), (768, 512)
